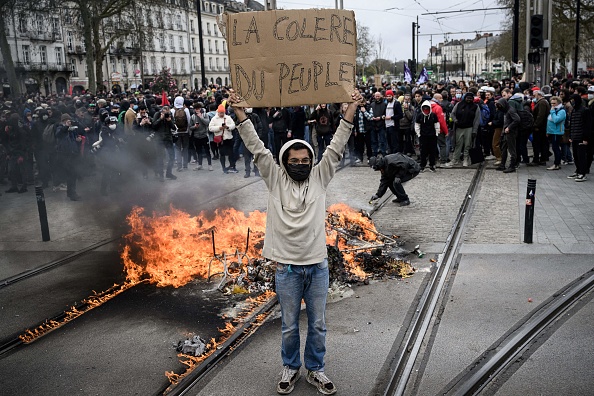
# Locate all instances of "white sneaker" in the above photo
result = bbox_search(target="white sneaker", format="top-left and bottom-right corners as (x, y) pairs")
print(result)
(193, 165), (202, 171)
(208, 165), (214, 171)
(443, 162), (453, 168)
(575, 174), (587, 182)
(463, 159), (470, 167)
(484, 155), (496, 160)
(306, 370), (337, 395)
(277, 366), (300, 394)
(494, 160), (502, 166)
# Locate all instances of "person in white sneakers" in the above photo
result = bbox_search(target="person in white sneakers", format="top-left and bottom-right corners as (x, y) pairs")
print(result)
(228, 90), (365, 396)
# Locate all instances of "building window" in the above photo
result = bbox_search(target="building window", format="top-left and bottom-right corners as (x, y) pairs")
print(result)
(181, 58), (185, 73)
(171, 57), (177, 73)
(36, 16), (43, 35)
(84, 61), (88, 77)
(18, 17), (27, 32)
(208, 39), (211, 52)
(55, 47), (63, 65)
(67, 31), (73, 51)
(215, 41), (218, 53)
(193, 56), (197, 69)
(224, 58), (227, 68)
(122, 58), (127, 75)
(52, 18), (59, 33)
(208, 57), (212, 69)
(161, 56), (167, 69)
(169, 34), (174, 50)
(207, 23), (211, 35)
(71, 59), (78, 77)
(191, 38), (196, 52)
(215, 58), (219, 69)
(111, 57), (116, 72)
(22, 45), (30, 64)
(39, 45), (47, 64)
(179, 35), (184, 52)
(190, 20), (195, 33)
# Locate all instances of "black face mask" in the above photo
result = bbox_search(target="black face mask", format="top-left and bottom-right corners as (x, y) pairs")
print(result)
(286, 164), (311, 181)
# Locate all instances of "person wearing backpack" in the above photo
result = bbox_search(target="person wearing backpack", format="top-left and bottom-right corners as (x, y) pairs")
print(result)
(171, 96), (191, 171)
(528, 90), (551, 166)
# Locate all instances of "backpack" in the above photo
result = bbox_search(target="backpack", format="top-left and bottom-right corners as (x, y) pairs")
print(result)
(42, 123), (57, 144)
(319, 114), (328, 126)
(478, 103), (491, 127)
(517, 109), (534, 130)
(174, 108), (188, 131)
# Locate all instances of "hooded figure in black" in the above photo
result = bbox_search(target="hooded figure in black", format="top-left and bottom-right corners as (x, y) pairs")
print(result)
(568, 94), (592, 180)
(4, 115), (28, 193)
(495, 98), (521, 173)
(369, 153), (420, 206)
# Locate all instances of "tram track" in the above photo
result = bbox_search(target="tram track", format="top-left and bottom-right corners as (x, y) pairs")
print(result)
(381, 163), (486, 396)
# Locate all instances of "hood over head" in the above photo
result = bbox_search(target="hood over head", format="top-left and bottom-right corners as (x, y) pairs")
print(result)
(174, 96), (185, 109)
(369, 156), (387, 171)
(421, 100), (432, 114)
(570, 94), (583, 109)
(278, 139), (315, 177)
(496, 98), (509, 112)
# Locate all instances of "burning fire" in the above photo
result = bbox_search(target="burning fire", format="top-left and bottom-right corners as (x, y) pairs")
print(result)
(19, 281), (143, 344)
(122, 204), (380, 288)
(121, 206), (267, 288)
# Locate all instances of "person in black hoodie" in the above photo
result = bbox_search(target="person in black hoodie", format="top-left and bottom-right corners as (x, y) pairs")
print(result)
(451, 92), (481, 166)
(567, 94), (592, 181)
(309, 104), (334, 163)
(4, 114), (28, 193)
(271, 107), (292, 163)
(495, 98), (521, 173)
(414, 101), (440, 172)
(369, 153), (420, 206)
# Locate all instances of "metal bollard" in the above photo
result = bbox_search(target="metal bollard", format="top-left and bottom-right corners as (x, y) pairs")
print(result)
(35, 186), (51, 241)
(523, 179), (537, 243)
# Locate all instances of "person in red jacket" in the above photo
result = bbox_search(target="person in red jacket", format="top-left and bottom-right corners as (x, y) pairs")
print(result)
(430, 94), (449, 166)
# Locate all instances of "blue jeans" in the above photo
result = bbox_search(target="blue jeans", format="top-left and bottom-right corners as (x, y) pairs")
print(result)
(275, 259), (329, 371)
(371, 126), (387, 156)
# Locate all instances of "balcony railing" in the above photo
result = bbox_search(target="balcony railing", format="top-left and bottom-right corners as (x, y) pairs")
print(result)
(15, 62), (70, 72)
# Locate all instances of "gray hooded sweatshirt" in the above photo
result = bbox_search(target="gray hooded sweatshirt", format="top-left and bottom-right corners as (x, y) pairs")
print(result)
(237, 117), (353, 265)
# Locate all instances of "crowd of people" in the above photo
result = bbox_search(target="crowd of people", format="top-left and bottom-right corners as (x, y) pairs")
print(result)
(1, 75), (592, 200)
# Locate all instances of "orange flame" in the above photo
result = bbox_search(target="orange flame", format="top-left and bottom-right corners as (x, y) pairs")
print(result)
(121, 206), (267, 288)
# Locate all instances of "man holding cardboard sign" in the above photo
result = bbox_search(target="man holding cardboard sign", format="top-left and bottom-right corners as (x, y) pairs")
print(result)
(229, 88), (363, 395)
(222, 9), (357, 109)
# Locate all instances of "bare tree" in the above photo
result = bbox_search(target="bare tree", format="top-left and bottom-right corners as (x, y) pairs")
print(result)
(0, 0), (21, 96)
(357, 24), (373, 75)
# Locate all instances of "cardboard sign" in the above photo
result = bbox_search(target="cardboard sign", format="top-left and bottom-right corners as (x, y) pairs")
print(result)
(222, 9), (357, 107)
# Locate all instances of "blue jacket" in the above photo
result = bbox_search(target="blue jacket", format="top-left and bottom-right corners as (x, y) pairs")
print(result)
(546, 106), (566, 135)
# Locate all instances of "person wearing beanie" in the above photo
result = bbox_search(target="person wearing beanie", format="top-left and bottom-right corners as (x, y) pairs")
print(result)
(208, 104), (237, 173)
(529, 90), (551, 166)
(384, 90), (403, 154)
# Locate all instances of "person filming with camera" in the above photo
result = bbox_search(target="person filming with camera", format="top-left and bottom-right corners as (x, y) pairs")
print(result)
(152, 105), (177, 180)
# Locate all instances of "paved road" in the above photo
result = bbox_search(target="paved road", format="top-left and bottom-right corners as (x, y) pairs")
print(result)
(0, 156), (592, 395)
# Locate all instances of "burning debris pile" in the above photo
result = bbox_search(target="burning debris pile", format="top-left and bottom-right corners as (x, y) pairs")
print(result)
(121, 203), (415, 294)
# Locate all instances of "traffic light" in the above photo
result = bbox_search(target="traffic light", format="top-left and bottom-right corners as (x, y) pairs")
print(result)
(530, 14), (544, 48)
(528, 52), (540, 64)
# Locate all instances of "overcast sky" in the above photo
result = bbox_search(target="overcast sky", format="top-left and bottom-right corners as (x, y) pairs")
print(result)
(275, 0), (509, 63)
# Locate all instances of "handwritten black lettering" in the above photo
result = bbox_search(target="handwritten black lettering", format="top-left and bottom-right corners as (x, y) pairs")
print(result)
(274, 16), (289, 40)
(287, 63), (303, 94)
(314, 17), (327, 41)
(299, 66), (312, 92)
(286, 21), (300, 41)
(343, 16), (354, 45)
(325, 62), (338, 87)
(278, 63), (291, 95)
(339, 62), (354, 82)
(299, 18), (314, 39)
(234, 64), (251, 99)
(245, 16), (260, 44)
(330, 14), (342, 43)
(232, 19), (242, 46)
(313, 61), (323, 90)
(253, 70), (265, 100)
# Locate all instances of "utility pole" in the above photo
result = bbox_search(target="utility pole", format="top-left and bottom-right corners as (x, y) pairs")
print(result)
(416, 16), (420, 74)
(196, 0), (207, 88)
(525, 0), (532, 83)
(574, 0), (580, 78)
(412, 21), (416, 78)
(511, 0), (519, 78)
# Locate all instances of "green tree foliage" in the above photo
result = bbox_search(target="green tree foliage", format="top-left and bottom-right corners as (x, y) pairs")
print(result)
(150, 67), (177, 94)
